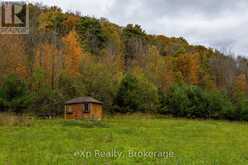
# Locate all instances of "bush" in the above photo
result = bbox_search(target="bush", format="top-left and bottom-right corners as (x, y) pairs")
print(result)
(235, 96), (248, 121)
(164, 84), (235, 119)
(206, 91), (235, 119)
(158, 90), (168, 114)
(0, 75), (32, 113)
(165, 84), (192, 117)
(239, 99), (248, 121)
(58, 73), (86, 99)
(29, 87), (65, 117)
(113, 73), (159, 113)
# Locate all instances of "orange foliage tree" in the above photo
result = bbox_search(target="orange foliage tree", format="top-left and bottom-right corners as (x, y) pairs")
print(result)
(62, 31), (82, 77)
(233, 73), (248, 96)
(0, 36), (28, 79)
(176, 53), (201, 85)
(63, 15), (80, 32)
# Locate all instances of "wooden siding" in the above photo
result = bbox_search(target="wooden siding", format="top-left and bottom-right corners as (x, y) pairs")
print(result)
(90, 104), (103, 120)
(64, 104), (82, 120)
(65, 103), (103, 120)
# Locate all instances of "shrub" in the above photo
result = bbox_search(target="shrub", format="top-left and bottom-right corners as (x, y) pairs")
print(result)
(0, 75), (32, 113)
(165, 84), (192, 117)
(158, 90), (168, 114)
(239, 99), (248, 121)
(206, 91), (235, 120)
(235, 96), (248, 121)
(185, 86), (210, 118)
(58, 73), (86, 99)
(113, 73), (159, 113)
(164, 84), (235, 119)
(29, 87), (65, 117)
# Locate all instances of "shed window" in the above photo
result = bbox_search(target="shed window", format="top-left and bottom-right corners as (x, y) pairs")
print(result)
(83, 103), (91, 113)
(66, 106), (73, 114)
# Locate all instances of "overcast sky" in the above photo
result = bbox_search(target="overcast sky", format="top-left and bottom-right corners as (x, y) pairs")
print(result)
(26, 0), (248, 56)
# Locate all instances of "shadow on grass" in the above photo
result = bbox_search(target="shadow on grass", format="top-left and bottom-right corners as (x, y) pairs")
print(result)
(63, 120), (109, 128)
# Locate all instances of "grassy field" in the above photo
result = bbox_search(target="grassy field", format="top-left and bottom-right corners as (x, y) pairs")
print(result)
(0, 114), (248, 165)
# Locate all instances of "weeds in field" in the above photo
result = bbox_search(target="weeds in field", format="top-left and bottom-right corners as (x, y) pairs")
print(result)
(63, 120), (109, 128)
(0, 113), (33, 127)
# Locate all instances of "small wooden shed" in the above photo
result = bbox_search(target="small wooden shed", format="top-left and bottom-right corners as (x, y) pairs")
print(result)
(64, 97), (103, 120)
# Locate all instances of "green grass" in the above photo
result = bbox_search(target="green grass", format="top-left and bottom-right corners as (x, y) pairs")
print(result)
(1, 114), (248, 164)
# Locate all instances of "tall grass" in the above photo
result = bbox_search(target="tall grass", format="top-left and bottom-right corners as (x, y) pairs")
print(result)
(0, 113), (33, 127)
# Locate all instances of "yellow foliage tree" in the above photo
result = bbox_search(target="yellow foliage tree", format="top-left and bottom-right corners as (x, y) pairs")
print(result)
(234, 73), (248, 95)
(62, 31), (82, 77)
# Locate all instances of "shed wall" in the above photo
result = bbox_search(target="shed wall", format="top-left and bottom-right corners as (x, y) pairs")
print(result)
(65, 103), (103, 120)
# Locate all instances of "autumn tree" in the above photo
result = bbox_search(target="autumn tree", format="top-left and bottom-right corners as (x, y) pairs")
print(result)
(163, 56), (177, 90)
(0, 36), (28, 80)
(209, 54), (237, 91)
(33, 42), (61, 89)
(138, 46), (175, 91)
(100, 19), (124, 57)
(232, 74), (248, 99)
(76, 16), (107, 55)
(63, 14), (80, 32)
(79, 54), (123, 111)
(38, 6), (66, 33)
(62, 31), (82, 77)
(141, 46), (165, 87)
(151, 35), (189, 56)
(236, 74), (248, 92)
(176, 53), (201, 85)
(122, 24), (148, 69)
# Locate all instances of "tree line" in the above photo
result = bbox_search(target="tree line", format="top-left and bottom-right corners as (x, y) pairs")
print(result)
(0, 4), (248, 120)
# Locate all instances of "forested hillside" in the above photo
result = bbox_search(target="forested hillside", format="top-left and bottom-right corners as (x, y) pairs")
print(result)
(0, 4), (248, 120)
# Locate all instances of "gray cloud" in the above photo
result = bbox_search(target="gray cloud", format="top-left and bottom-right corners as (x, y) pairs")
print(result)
(105, 0), (248, 56)
(32, 0), (248, 56)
